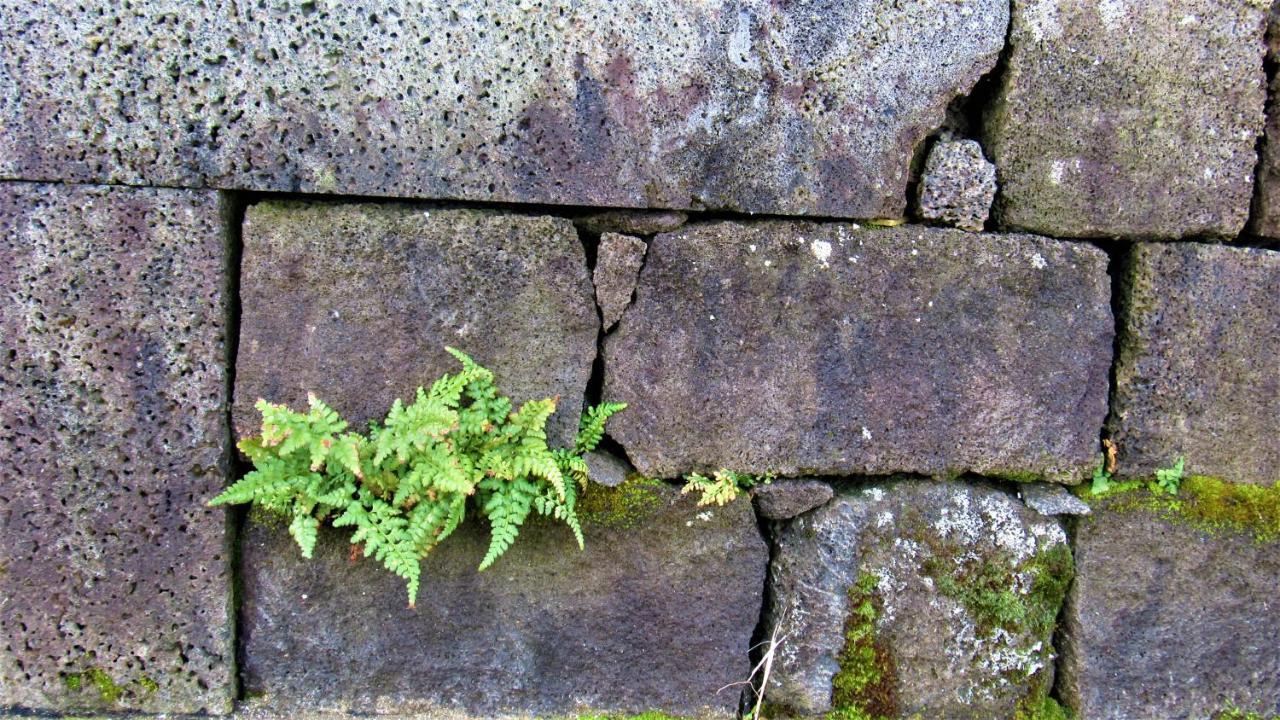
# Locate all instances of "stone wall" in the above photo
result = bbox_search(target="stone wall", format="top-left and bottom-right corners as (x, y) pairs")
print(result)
(1, 1), (1277, 719)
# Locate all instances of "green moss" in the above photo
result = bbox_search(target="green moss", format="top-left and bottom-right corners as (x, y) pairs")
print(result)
(1015, 695), (1073, 720)
(63, 673), (84, 692)
(578, 476), (666, 529)
(84, 668), (124, 703)
(137, 675), (159, 694)
(828, 572), (895, 720)
(1095, 476), (1280, 544)
(1213, 701), (1280, 720)
(573, 712), (687, 720)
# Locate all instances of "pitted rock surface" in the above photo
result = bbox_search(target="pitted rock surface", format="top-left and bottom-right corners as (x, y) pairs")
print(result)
(576, 210), (689, 237)
(1109, 243), (1280, 485)
(1060, 497), (1280, 718)
(1, 0), (1004, 218)
(239, 482), (766, 718)
(916, 136), (997, 232)
(1020, 484), (1091, 517)
(233, 202), (597, 448)
(603, 221), (1113, 481)
(593, 232), (647, 331)
(764, 480), (1072, 717)
(0, 183), (233, 714)
(753, 479), (835, 520)
(987, 0), (1268, 239)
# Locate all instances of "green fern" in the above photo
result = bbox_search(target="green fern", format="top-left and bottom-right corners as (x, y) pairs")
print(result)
(681, 469), (773, 507)
(210, 347), (625, 607)
(1153, 456), (1185, 495)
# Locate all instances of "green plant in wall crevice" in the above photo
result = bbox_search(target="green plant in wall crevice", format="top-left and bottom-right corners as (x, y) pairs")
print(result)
(210, 347), (625, 606)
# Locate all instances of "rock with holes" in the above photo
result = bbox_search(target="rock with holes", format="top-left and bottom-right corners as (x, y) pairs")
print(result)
(1060, 491), (1280, 718)
(0, 183), (233, 714)
(752, 479), (834, 520)
(986, 0), (1268, 239)
(239, 480), (767, 718)
(1, 0), (1004, 218)
(764, 480), (1073, 718)
(593, 232), (647, 331)
(916, 136), (997, 232)
(576, 209), (689, 237)
(233, 202), (598, 448)
(1109, 243), (1280, 485)
(603, 221), (1113, 482)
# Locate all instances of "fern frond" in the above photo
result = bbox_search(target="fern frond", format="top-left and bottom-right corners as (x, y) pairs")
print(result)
(575, 401), (627, 454)
(289, 511), (320, 559)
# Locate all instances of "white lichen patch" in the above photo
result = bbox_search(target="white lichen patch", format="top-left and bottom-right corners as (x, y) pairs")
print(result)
(1030, 252), (1047, 269)
(810, 239), (833, 266)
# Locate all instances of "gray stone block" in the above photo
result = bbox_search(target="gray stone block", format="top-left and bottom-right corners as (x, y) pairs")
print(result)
(1, 0), (1005, 218)
(0, 182), (233, 714)
(1060, 496), (1280, 718)
(987, 0), (1268, 239)
(752, 479), (834, 521)
(593, 232), (647, 331)
(603, 221), (1113, 482)
(764, 480), (1072, 717)
(233, 202), (598, 448)
(1110, 243), (1280, 485)
(239, 481), (767, 718)
(916, 136), (996, 232)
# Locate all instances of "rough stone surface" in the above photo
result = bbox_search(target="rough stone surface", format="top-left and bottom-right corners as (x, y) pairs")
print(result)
(576, 210), (688, 237)
(593, 232), (647, 331)
(583, 449), (634, 488)
(765, 480), (1072, 717)
(0, 1), (1005, 218)
(1060, 498), (1280, 718)
(1251, 1), (1280, 240)
(752, 479), (835, 520)
(603, 221), (1113, 481)
(0, 183), (233, 714)
(239, 482), (767, 718)
(1020, 484), (1091, 517)
(1109, 243), (1280, 484)
(915, 136), (996, 232)
(234, 202), (597, 448)
(987, 0), (1269, 239)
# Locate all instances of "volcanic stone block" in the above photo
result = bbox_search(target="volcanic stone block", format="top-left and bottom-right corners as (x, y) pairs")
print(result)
(987, 0), (1268, 239)
(593, 232), (647, 331)
(1251, 1), (1280, 240)
(576, 210), (689, 237)
(0, 183), (233, 714)
(1109, 243), (1280, 484)
(233, 202), (598, 448)
(0, 0), (1005, 218)
(1060, 495), (1280, 718)
(603, 222), (1113, 481)
(764, 480), (1072, 718)
(915, 135), (997, 232)
(239, 481), (767, 718)
(753, 479), (835, 521)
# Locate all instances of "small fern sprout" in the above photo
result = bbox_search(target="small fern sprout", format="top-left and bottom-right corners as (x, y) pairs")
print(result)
(210, 347), (626, 608)
(681, 469), (772, 507)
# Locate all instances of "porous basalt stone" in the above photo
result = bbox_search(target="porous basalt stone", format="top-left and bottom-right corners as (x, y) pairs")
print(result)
(1250, 0), (1280, 241)
(0, 0), (1005, 218)
(764, 480), (1072, 717)
(1109, 243), (1280, 485)
(593, 232), (647, 331)
(603, 221), (1113, 481)
(753, 479), (835, 520)
(0, 183), (233, 714)
(239, 482), (767, 718)
(915, 136), (996, 232)
(584, 449), (634, 488)
(1060, 495), (1280, 718)
(987, 0), (1268, 239)
(233, 202), (598, 448)
(576, 210), (689, 237)
(1020, 483), (1091, 517)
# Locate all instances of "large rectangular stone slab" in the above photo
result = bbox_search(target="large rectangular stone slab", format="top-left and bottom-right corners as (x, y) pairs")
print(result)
(603, 222), (1113, 482)
(238, 482), (767, 718)
(0, 0), (1005, 218)
(1060, 490), (1280, 718)
(986, 0), (1268, 239)
(0, 183), (233, 714)
(1109, 243), (1280, 485)
(233, 202), (598, 448)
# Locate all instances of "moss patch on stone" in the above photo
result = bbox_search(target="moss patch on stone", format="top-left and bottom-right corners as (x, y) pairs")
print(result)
(828, 571), (896, 720)
(574, 712), (688, 720)
(1015, 695), (1073, 720)
(578, 476), (667, 529)
(1092, 476), (1280, 543)
(61, 665), (159, 705)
